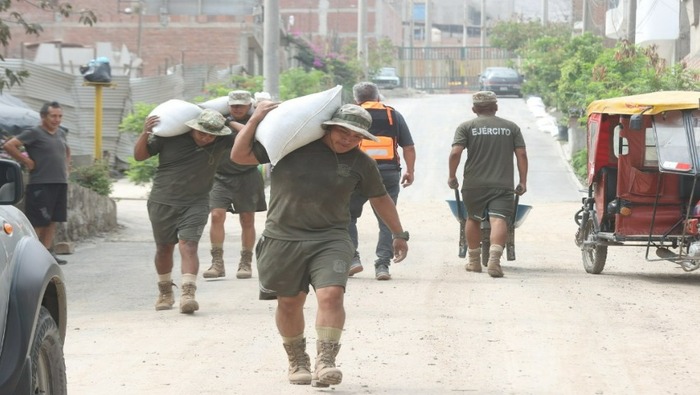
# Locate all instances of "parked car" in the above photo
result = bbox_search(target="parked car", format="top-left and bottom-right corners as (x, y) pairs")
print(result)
(372, 67), (401, 89)
(478, 67), (524, 97)
(0, 159), (68, 394)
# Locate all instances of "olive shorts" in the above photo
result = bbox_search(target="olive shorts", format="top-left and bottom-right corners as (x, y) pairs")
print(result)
(209, 170), (267, 213)
(255, 236), (353, 300)
(462, 187), (514, 221)
(147, 201), (209, 244)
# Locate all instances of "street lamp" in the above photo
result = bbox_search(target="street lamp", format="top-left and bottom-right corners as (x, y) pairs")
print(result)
(123, 1), (144, 59)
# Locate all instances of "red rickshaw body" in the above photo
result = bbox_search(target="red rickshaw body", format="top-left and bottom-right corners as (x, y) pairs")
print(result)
(575, 91), (700, 273)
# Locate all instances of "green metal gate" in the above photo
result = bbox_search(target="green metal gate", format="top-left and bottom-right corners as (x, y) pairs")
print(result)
(396, 46), (517, 92)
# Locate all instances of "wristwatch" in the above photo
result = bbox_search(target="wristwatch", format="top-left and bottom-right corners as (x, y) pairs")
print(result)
(392, 231), (410, 241)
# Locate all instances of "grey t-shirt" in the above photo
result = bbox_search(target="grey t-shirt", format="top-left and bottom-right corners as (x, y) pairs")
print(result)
(253, 139), (386, 241)
(452, 114), (526, 190)
(16, 126), (69, 184)
(147, 133), (233, 206)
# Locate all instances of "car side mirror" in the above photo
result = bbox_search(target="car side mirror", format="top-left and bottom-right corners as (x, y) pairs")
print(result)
(0, 159), (24, 204)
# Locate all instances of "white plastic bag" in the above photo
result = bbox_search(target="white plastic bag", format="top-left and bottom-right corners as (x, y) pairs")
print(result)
(255, 85), (342, 165)
(149, 99), (203, 137)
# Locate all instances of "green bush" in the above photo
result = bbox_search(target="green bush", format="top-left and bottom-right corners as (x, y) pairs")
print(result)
(125, 156), (158, 185)
(70, 160), (113, 196)
(571, 149), (588, 184)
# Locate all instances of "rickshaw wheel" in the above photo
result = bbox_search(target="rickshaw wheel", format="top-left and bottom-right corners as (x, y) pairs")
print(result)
(581, 217), (607, 274)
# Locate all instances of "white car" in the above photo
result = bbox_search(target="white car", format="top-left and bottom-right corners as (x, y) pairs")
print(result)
(372, 67), (401, 89)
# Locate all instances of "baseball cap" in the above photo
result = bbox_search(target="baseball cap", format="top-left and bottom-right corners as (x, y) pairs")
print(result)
(472, 91), (498, 105)
(228, 90), (253, 105)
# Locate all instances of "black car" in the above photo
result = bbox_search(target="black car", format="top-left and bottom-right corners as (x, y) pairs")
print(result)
(478, 67), (524, 97)
(0, 159), (68, 394)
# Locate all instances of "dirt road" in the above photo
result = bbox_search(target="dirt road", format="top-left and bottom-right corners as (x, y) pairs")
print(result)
(61, 94), (700, 394)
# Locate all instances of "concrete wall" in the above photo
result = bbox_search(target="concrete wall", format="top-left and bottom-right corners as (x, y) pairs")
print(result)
(56, 183), (118, 243)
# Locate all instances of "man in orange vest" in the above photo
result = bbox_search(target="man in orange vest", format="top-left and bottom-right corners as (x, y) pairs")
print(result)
(348, 81), (416, 280)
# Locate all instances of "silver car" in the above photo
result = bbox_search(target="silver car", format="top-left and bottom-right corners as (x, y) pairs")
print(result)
(0, 159), (68, 394)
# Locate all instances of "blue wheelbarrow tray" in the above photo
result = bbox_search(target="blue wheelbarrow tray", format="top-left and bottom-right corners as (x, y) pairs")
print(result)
(445, 199), (533, 228)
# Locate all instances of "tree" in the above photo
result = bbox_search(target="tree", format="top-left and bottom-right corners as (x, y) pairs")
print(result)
(0, 0), (96, 92)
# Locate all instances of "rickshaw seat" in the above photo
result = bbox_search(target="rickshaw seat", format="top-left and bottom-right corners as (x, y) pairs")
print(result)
(679, 175), (700, 202)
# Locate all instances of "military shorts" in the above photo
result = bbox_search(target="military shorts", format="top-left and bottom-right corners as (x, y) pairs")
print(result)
(255, 236), (353, 300)
(147, 201), (209, 244)
(462, 187), (514, 221)
(209, 170), (267, 213)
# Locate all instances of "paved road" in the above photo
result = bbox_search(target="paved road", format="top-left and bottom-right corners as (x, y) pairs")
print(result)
(61, 94), (700, 394)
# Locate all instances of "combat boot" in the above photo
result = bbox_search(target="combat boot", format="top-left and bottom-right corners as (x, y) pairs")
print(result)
(465, 247), (482, 272)
(283, 338), (312, 385)
(487, 245), (505, 278)
(180, 282), (199, 314)
(155, 281), (175, 311)
(203, 247), (225, 278)
(236, 250), (253, 279)
(312, 340), (342, 387)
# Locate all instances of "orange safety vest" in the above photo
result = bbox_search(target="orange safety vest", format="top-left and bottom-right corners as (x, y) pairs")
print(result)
(358, 101), (399, 164)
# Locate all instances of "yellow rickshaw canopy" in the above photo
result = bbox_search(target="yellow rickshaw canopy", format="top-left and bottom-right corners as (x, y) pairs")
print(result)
(586, 91), (700, 116)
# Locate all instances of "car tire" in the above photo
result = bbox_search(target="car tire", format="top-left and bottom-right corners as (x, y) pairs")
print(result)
(31, 306), (67, 395)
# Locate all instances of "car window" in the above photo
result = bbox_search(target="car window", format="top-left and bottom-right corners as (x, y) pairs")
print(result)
(489, 69), (518, 78)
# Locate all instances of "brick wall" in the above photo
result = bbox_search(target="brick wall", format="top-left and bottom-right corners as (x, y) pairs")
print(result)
(4, 0), (404, 76)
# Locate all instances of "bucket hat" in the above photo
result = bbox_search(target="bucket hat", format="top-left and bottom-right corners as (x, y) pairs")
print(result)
(322, 104), (378, 142)
(185, 109), (231, 136)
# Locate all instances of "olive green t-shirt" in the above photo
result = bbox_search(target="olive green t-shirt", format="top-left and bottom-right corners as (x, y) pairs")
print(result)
(216, 114), (257, 178)
(253, 139), (386, 241)
(147, 133), (233, 206)
(452, 114), (525, 190)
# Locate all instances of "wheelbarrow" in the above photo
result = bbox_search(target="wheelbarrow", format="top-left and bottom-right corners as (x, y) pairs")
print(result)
(446, 190), (532, 266)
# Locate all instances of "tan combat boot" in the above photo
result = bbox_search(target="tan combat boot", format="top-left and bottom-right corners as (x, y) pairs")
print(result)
(465, 247), (482, 272)
(203, 247), (225, 278)
(155, 281), (175, 311)
(312, 340), (342, 387)
(236, 250), (253, 279)
(283, 338), (312, 385)
(487, 244), (505, 278)
(180, 282), (199, 314)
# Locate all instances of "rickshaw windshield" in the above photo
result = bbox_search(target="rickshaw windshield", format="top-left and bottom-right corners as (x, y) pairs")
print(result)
(654, 110), (694, 173)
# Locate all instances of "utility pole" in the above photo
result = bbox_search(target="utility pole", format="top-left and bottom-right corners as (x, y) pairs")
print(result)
(462, 2), (467, 48)
(542, 0), (548, 26)
(263, 0), (279, 99)
(626, 0), (637, 44)
(480, 0), (485, 73)
(425, 0), (431, 47)
(358, 0), (368, 79)
(582, 0), (590, 34)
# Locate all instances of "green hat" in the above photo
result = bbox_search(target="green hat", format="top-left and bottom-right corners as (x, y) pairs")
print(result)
(185, 109), (231, 136)
(472, 91), (498, 105)
(228, 90), (253, 105)
(322, 104), (378, 142)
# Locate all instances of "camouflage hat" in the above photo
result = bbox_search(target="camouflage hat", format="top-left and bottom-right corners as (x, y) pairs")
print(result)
(472, 91), (498, 105)
(185, 109), (231, 136)
(228, 90), (253, 105)
(322, 104), (379, 142)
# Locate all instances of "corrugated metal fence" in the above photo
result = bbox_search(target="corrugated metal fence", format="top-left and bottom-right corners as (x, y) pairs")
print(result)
(1, 59), (237, 167)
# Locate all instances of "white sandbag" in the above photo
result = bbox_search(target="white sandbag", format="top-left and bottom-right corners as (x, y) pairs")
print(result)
(149, 99), (203, 137)
(255, 85), (342, 165)
(198, 96), (230, 116)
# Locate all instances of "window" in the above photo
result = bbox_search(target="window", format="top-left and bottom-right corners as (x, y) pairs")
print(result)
(654, 110), (691, 172)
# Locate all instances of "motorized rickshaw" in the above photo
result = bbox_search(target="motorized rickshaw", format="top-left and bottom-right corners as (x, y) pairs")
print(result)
(574, 91), (700, 273)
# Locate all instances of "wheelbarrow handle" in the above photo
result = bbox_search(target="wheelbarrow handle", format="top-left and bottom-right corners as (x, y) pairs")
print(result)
(454, 188), (467, 258)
